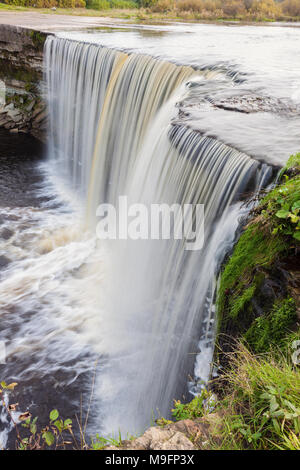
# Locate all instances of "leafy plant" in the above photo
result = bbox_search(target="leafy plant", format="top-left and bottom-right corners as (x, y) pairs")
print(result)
(273, 197), (300, 240)
(171, 389), (215, 421)
(214, 344), (300, 450)
(19, 408), (74, 450)
(90, 431), (122, 450)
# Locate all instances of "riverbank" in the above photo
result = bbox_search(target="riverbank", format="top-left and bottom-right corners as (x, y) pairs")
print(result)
(0, 4), (299, 24)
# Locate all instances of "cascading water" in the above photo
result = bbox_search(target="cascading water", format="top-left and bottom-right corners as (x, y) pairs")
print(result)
(44, 35), (274, 435)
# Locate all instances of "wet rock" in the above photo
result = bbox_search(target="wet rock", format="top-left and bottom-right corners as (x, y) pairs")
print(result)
(4, 103), (14, 112)
(4, 121), (15, 130)
(7, 109), (22, 122)
(1, 228), (13, 240)
(0, 117), (8, 126)
(0, 255), (10, 269)
(212, 94), (300, 116)
(33, 110), (47, 125)
(25, 100), (35, 113)
(32, 104), (45, 119)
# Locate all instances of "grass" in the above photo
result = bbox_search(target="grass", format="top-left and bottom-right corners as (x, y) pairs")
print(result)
(157, 344), (300, 450)
(210, 344), (300, 450)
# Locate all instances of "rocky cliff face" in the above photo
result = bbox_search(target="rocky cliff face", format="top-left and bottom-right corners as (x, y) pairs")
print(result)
(0, 25), (49, 141)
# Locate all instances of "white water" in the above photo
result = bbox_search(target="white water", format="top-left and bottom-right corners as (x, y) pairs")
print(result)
(43, 36), (273, 435)
(60, 22), (300, 166)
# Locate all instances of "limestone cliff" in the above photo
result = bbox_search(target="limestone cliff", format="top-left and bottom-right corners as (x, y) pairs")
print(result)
(0, 25), (49, 141)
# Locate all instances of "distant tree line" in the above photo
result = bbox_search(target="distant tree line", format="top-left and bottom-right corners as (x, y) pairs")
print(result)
(1, 0), (300, 19)
(146, 0), (300, 18)
(1, 0), (86, 7)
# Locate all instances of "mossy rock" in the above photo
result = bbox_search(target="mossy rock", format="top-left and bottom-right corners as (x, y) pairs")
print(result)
(28, 30), (47, 52)
(217, 153), (300, 357)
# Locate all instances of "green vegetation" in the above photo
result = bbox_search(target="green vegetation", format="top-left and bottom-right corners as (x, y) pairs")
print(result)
(1, 0), (87, 8)
(217, 224), (288, 329)
(0, 381), (75, 450)
(171, 389), (215, 421)
(0, 58), (40, 93)
(29, 30), (47, 51)
(86, 0), (137, 9)
(1, 0), (300, 21)
(157, 346), (300, 450)
(210, 345), (300, 450)
(203, 152), (300, 449)
(163, 154), (300, 451)
(244, 297), (298, 353)
(217, 153), (300, 356)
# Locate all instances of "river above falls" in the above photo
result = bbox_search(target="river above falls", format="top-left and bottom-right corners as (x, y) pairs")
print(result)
(58, 21), (300, 166)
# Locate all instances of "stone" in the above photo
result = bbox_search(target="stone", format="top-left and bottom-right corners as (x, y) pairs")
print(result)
(7, 109), (22, 122)
(33, 110), (48, 125)
(4, 102), (14, 112)
(154, 432), (195, 450)
(4, 121), (15, 129)
(105, 412), (226, 451)
(25, 100), (35, 112)
(1, 228), (13, 240)
(32, 104), (45, 119)
(0, 117), (8, 126)
(9, 128), (19, 133)
(0, 255), (10, 269)
(0, 25), (46, 142)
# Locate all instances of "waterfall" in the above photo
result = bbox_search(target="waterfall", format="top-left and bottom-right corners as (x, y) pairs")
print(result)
(45, 36), (272, 435)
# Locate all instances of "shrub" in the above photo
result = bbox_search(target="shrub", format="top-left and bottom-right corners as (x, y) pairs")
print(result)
(58, 0), (75, 7)
(281, 0), (300, 16)
(171, 389), (216, 421)
(222, 0), (247, 17)
(176, 0), (221, 13)
(75, 0), (86, 6)
(136, 0), (156, 7)
(250, 0), (282, 18)
(109, 0), (137, 8)
(150, 0), (173, 12)
(2, 0), (87, 6)
(86, 0), (110, 8)
(87, 0), (136, 8)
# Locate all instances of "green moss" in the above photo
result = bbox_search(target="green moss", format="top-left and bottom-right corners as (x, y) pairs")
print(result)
(283, 152), (300, 171)
(217, 153), (300, 337)
(217, 225), (288, 330)
(261, 173), (300, 211)
(228, 284), (256, 320)
(0, 59), (40, 93)
(28, 30), (47, 51)
(5, 92), (34, 110)
(244, 298), (297, 353)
